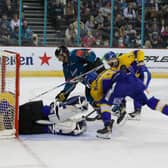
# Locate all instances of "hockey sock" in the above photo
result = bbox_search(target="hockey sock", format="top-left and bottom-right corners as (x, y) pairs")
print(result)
(162, 106), (168, 115)
(146, 96), (159, 110)
(133, 100), (142, 111)
(147, 97), (168, 115)
(101, 112), (111, 126)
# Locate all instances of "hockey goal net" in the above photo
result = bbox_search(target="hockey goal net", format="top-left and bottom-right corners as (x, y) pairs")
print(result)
(0, 50), (20, 138)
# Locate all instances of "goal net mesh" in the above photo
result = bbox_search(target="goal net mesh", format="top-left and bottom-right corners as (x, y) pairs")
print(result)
(0, 50), (20, 138)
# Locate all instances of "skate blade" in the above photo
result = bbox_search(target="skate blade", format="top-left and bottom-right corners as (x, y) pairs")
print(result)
(117, 112), (128, 126)
(96, 133), (112, 139)
(128, 114), (141, 121)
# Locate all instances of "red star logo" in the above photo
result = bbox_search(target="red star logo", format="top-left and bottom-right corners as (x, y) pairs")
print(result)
(39, 52), (52, 65)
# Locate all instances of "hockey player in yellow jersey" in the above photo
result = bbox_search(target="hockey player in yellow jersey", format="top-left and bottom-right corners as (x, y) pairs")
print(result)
(104, 50), (151, 120)
(85, 68), (168, 139)
(84, 69), (128, 139)
(104, 50), (144, 71)
(118, 50), (144, 70)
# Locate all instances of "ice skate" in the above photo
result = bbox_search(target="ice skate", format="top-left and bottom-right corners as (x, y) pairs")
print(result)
(116, 111), (128, 126)
(96, 119), (114, 139)
(128, 109), (141, 120)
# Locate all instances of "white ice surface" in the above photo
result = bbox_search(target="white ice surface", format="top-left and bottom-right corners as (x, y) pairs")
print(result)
(1, 77), (168, 168)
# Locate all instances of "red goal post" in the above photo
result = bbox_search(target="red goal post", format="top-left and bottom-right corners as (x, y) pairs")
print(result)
(0, 50), (20, 138)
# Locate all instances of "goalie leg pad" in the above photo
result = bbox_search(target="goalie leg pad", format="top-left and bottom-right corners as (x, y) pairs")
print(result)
(50, 119), (87, 135)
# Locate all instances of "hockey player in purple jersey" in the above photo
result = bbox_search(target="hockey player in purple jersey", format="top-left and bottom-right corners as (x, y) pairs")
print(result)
(103, 50), (151, 120)
(85, 69), (168, 139)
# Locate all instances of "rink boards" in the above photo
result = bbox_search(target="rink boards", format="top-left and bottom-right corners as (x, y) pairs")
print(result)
(0, 46), (168, 78)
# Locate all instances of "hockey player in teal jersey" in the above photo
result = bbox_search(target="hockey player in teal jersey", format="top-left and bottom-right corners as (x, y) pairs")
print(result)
(54, 46), (105, 105)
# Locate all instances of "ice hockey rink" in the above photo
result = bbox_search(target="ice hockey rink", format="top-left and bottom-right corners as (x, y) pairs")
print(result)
(1, 77), (168, 168)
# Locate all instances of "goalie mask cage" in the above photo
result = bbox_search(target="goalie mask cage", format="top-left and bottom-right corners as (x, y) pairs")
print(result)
(0, 50), (20, 138)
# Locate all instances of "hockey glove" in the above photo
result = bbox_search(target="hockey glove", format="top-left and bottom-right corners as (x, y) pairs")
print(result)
(55, 91), (67, 102)
(112, 104), (120, 112)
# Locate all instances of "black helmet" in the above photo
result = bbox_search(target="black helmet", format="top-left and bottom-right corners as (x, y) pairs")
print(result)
(55, 46), (69, 58)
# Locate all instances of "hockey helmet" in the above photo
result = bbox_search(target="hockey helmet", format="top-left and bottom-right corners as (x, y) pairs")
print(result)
(104, 51), (119, 68)
(103, 51), (116, 61)
(55, 46), (69, 58)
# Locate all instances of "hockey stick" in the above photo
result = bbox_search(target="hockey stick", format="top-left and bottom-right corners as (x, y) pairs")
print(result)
(29, 64), (104, 101)
(36, 109), (97, 126)
(82, 109), (99, 121)
(35, 109), (128, 125)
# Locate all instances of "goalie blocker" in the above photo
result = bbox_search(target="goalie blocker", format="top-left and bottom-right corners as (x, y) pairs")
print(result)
(19, 96), (88, 135)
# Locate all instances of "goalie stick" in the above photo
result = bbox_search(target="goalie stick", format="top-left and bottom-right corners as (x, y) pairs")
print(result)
(35, 120), (55, 125)
(29, 64), (104, 101)
(35, 109), (128, 126)
(83, 109), (99, 121)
